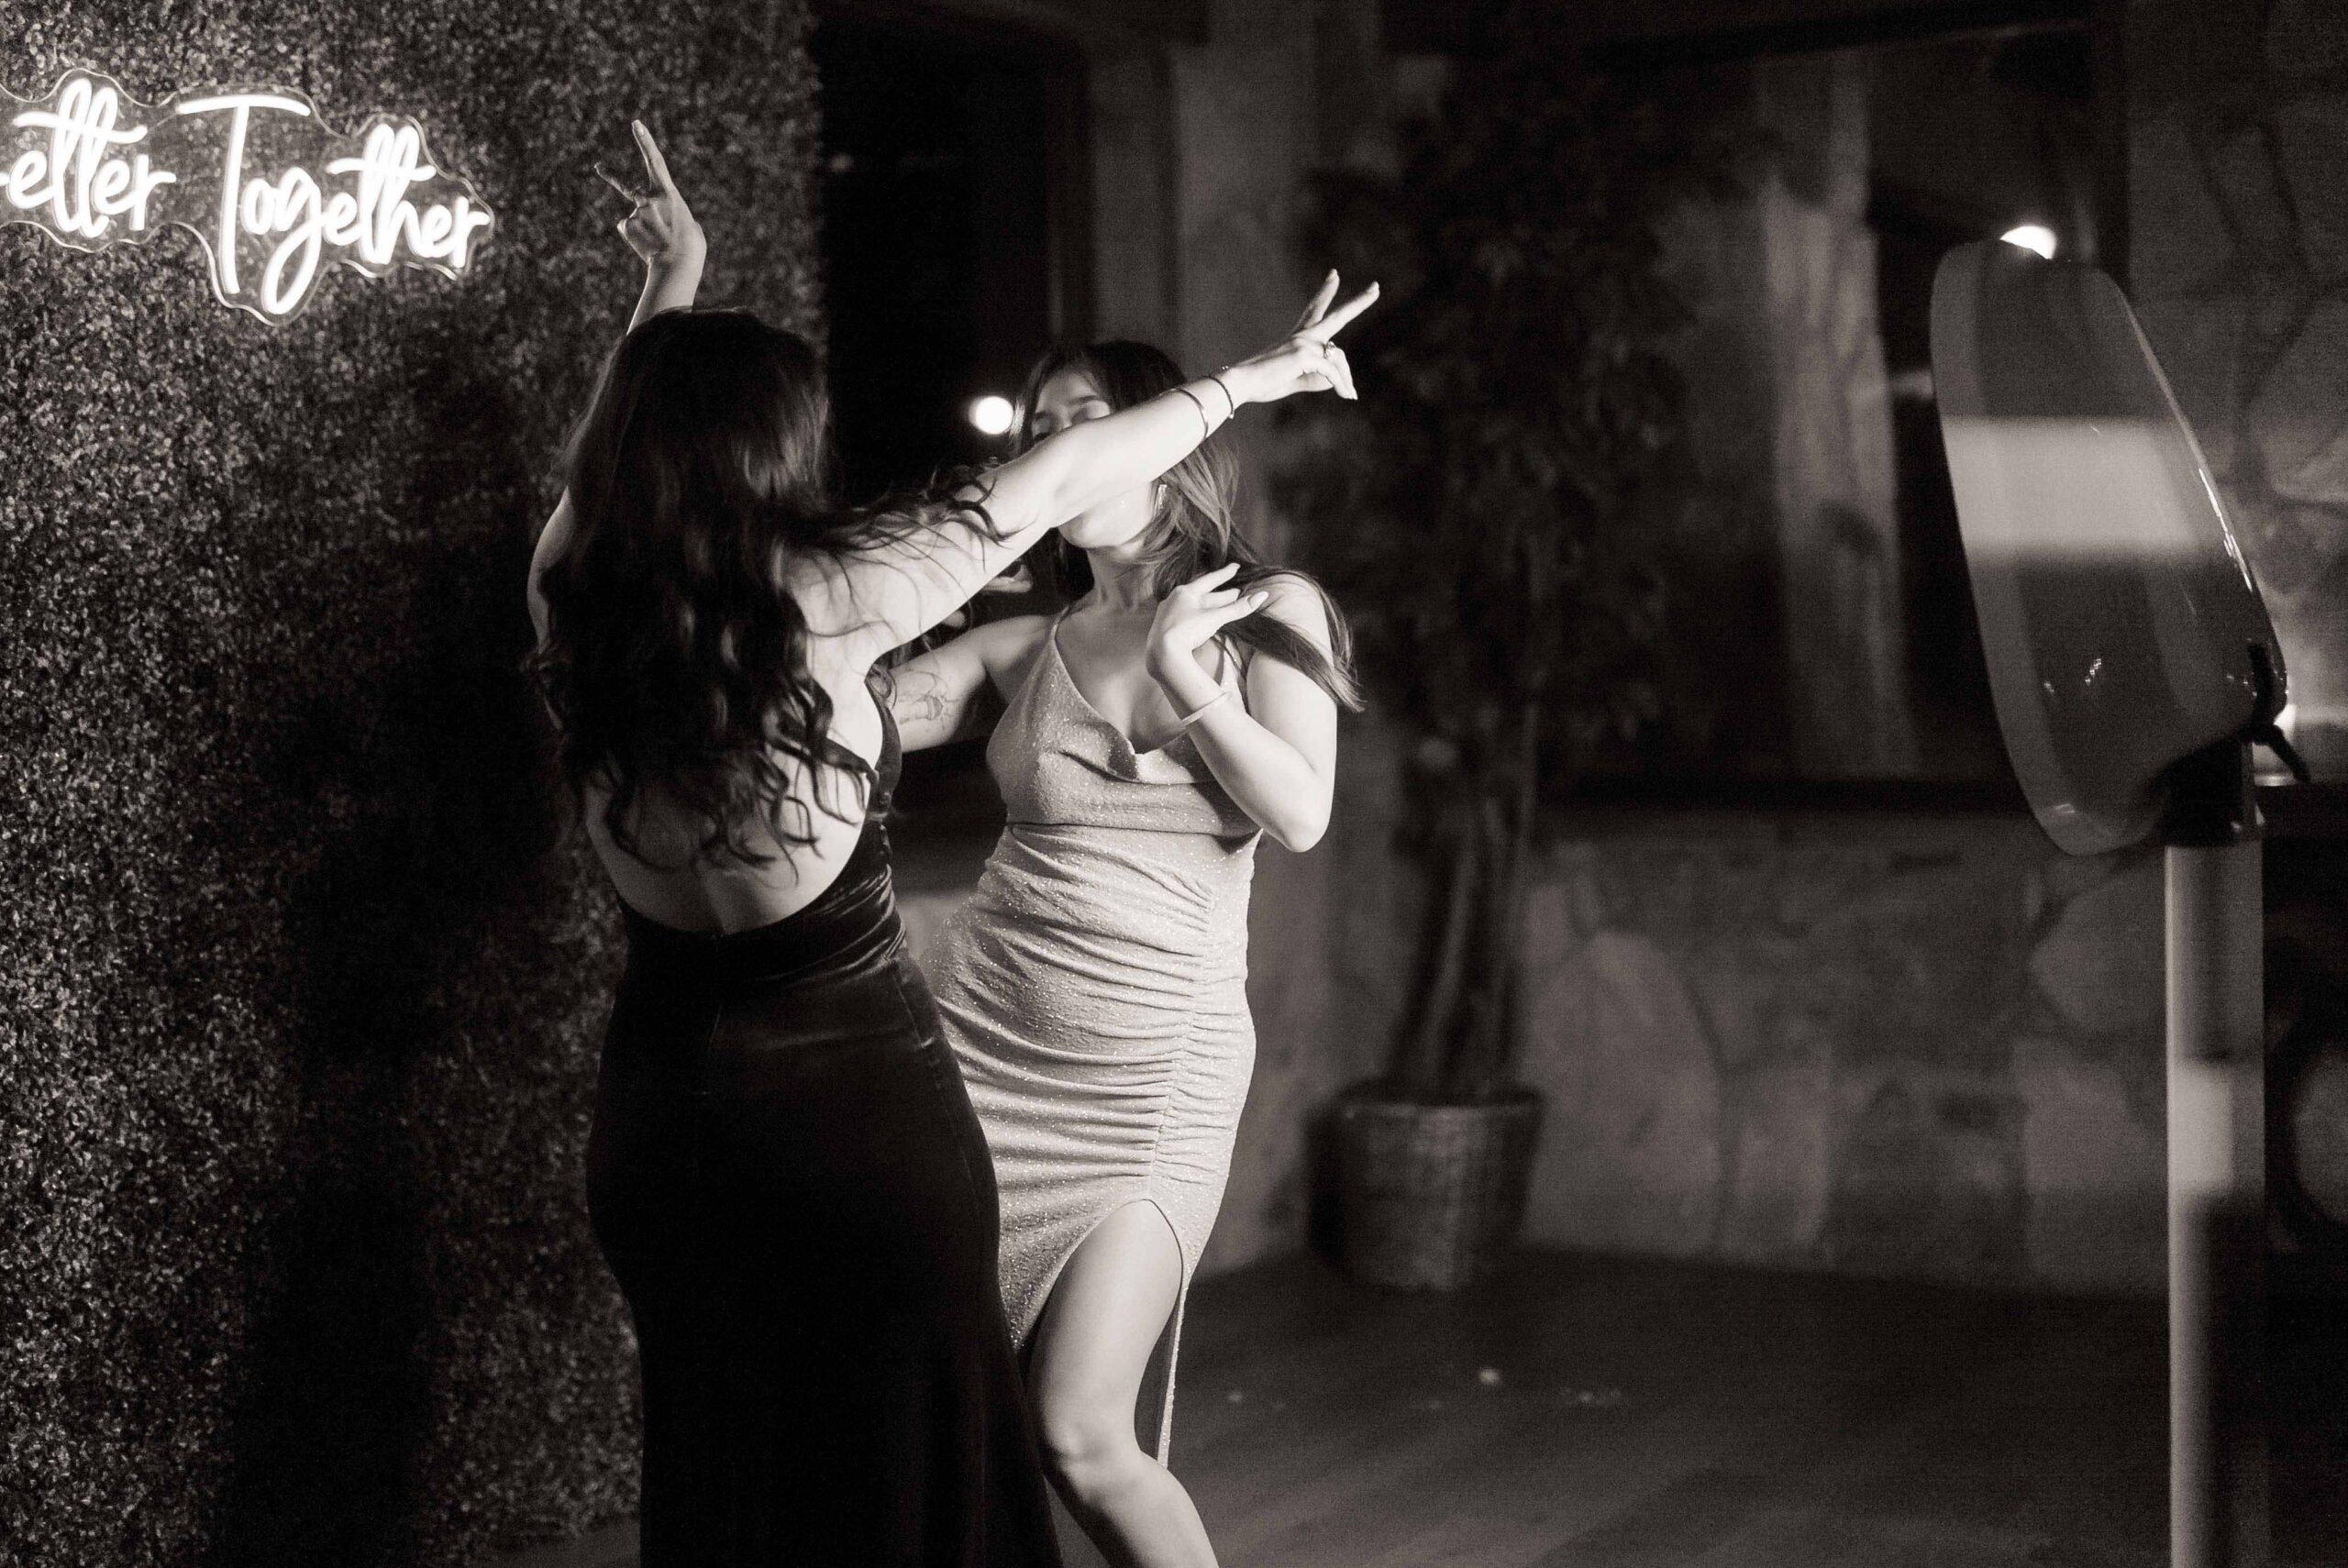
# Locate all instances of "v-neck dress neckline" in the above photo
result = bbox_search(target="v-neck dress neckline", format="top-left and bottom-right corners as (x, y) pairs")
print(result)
(1044, 605), (1241, 767)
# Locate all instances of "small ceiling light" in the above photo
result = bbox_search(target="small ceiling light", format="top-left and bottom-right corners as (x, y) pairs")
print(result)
(2000, 224), (2058, 260)
(968, 394), (1015, 436)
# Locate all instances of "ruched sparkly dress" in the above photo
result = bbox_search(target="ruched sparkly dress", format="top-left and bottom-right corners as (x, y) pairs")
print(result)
(925, 615), (1262, 1463)
(585, 703), (1063, 1568)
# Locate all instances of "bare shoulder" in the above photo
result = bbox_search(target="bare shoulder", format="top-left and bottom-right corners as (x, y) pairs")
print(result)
(969, 612), (1054, 690)
(782, 550), (880, 642)
(1251, 571), (1336, 648)
(970, 612), (1053, 662)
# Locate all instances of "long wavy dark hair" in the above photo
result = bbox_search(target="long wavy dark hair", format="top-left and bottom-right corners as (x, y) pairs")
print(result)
(530, 307), (986, 867)
(1016, 340), (1361, 709)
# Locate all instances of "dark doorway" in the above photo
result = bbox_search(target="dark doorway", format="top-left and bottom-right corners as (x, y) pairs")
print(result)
(813, 10), (1084, 502)
(814, 9), (1090, 856)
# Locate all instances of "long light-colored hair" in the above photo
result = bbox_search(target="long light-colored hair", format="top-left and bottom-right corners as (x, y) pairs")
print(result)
(1015, 339), (1362, 709)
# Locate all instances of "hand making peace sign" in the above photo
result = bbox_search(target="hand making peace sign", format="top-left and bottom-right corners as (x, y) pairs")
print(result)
(1217, 270), (1379, 406)
(598, 120), (705, 273)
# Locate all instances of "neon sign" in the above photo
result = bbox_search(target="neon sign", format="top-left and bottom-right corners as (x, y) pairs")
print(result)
(2, 69), (494, 322)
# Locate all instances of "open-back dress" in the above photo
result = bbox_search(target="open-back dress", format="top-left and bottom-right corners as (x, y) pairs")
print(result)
(925, 616), (1261, 1463)
(586, 700), (1064, 1567)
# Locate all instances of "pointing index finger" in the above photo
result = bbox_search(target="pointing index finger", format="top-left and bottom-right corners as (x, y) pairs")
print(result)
(633, 119), (681, 198)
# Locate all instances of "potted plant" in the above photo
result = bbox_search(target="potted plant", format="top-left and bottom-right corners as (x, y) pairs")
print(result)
(1285, 9), (1734, 1288)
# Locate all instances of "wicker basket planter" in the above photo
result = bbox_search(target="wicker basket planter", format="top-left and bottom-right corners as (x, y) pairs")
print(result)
(1329, 1080), (1544, 1290)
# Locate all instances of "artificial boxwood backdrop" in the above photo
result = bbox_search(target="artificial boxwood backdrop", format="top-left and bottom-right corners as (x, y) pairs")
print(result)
(1, 4), (819, 1563)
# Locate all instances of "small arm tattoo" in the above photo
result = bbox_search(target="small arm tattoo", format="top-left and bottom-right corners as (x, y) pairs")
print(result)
(892, 669), (954, 725)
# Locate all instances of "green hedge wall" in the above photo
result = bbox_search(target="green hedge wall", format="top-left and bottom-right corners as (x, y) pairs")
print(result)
(0, 4), (819, 1564)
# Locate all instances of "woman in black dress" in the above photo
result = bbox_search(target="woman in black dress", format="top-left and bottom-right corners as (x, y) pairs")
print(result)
(525, 124), (1373, 1567)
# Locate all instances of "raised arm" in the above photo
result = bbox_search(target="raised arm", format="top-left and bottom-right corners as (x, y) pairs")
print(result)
(814, 274), (1379, 663)
(528, 122), (703, 644)
(606, 122), (704, 331)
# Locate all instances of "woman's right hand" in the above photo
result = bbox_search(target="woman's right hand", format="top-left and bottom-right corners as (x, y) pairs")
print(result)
(1145, 562), (1264, 690)
(1218, 271), (1379, 406)
(601, 119), (706, 275)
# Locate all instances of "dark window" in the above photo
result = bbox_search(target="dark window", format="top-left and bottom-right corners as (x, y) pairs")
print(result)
(814, 11), (1087, 857)
(814, 13), (1074, 501)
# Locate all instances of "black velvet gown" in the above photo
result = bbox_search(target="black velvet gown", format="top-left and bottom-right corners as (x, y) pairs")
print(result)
(586, 706), (1062, 1567)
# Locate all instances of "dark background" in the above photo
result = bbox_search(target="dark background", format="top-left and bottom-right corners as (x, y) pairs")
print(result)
(0, 4), (819, 1564)
(814, 11), (1058, 500)
(813, 6), (1080, 850)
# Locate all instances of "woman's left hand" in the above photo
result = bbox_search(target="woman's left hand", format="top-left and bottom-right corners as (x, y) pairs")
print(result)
(1146, 563), (1266, 686)
(1217, 272), (1378, 407)
(600, 119), (705, 274)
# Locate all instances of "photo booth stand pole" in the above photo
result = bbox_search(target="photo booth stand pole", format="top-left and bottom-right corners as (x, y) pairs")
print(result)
(2160, 739), (2269, 1568)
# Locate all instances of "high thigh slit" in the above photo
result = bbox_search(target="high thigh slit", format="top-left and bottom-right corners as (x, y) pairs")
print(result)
(585, 703), (1063, 1566)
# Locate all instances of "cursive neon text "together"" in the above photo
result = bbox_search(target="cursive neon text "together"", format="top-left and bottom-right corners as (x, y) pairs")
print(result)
(177, 95), (493, 315)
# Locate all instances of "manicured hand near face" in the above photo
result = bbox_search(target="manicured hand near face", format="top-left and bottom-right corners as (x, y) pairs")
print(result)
(1146, 561), (1266, 679)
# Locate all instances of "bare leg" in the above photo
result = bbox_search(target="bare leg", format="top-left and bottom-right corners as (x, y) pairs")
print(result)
(1026, 1201), (1220, 1568)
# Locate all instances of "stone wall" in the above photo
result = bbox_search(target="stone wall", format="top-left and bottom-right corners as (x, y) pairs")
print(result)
(1515, 812), (2165, 1293)
(2130, 0), (2348, 772)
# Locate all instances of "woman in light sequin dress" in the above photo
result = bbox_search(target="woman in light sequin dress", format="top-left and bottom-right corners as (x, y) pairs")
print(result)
(891, 301), (1370, 1568)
